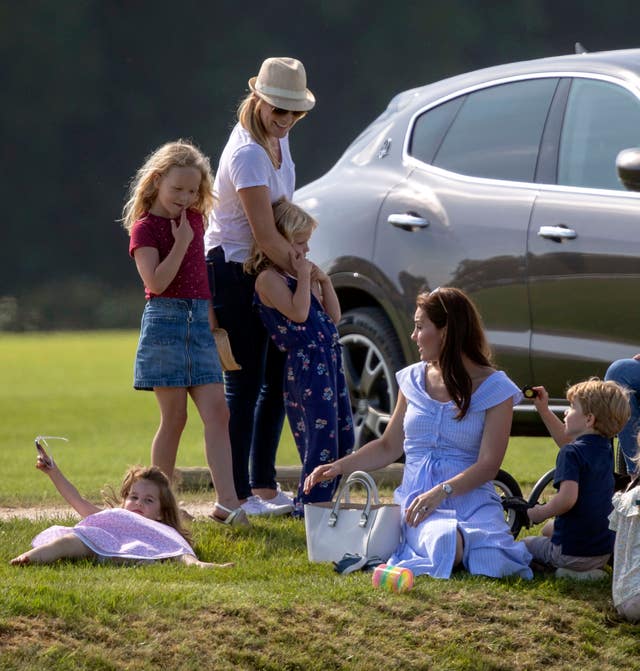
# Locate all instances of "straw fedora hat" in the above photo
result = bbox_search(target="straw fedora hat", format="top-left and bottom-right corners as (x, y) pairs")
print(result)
(248, 57), (315, 112)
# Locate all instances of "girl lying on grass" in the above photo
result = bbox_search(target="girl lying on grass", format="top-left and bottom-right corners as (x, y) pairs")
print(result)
(10, 447), (232, 569)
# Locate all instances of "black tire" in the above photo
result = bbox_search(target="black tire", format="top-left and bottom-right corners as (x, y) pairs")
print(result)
(338, 307), (405, 448)
(492, 469), (524, 537)
(528, 468), (556, 507)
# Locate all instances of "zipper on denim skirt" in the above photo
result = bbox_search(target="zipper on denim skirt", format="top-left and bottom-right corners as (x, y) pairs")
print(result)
(186, 309), (192, 384)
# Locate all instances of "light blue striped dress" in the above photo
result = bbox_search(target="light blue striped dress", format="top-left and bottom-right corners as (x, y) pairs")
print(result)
(388, 363), (533, 579)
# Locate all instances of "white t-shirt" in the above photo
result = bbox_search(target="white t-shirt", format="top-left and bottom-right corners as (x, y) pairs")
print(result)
(205, 123), (295, 262)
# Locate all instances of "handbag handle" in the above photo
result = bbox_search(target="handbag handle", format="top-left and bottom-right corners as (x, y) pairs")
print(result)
(328, 470), (380, 528)
(346, 471), (381, 503)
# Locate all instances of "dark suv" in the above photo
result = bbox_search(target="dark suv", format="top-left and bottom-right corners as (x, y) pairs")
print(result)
(295, 48), (640, 446)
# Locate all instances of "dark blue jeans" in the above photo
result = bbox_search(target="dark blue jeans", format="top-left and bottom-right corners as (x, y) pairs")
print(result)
(207, 246), (286, 499)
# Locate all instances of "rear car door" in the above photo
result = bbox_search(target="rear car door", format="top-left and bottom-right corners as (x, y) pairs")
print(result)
(528, 76), (640, 399)
(373, 77), (560, 386)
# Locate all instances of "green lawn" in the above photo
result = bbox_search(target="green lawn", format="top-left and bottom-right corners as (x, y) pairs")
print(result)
(1, 331), (633, 671)
(0, 331), (300, 506)
(0, 331), (555, 505)
(0, 331), (558, 505)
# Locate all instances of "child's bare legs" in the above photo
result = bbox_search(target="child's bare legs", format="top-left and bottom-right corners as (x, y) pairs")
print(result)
(11, 534), (95, 565)
(179, 553), (235, 569)
(541, 520), (554, 537)
(151, 387), (188, 481)
(190, 383), (242, 513)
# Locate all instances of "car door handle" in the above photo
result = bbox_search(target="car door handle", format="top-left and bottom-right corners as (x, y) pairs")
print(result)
(387, 213), (429, 231)
(537, 225), (577, 241)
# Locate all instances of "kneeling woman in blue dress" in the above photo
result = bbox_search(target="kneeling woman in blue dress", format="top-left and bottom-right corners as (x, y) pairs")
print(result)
(304, 287), (532, 579)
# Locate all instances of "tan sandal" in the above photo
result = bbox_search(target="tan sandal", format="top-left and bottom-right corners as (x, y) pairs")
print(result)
(212, 328), (241, 371)
(208, 503), (250, 527)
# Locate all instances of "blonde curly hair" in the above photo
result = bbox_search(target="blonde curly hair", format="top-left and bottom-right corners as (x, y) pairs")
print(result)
(243, 197), (317, 274)
(566, 378), (631, 439)
(121, 139), (214, 234)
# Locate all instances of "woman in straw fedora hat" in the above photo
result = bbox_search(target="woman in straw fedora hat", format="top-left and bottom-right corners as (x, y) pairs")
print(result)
(205, 57), (315, 516)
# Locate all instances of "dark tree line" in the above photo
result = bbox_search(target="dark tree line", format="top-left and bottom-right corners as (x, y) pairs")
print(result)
(1, 0), (638, 329)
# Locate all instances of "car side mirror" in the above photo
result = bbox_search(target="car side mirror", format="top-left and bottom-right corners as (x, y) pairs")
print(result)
(616, 148), (640, 192)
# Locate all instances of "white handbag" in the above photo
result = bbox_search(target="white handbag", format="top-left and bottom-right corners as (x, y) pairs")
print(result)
(304, 470), (402, 563)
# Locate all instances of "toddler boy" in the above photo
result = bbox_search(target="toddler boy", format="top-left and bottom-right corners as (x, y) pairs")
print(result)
(524, 378), (630, 579)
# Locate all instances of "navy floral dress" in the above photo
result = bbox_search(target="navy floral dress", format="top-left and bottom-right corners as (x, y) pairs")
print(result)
(255, 273), (354, 515)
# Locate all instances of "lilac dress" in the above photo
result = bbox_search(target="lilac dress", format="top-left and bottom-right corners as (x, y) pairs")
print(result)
(31, 508), (195, 561)
(388, 363), (533, 579)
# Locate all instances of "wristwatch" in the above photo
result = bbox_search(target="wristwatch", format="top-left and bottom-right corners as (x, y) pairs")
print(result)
(441, 483), (453, 496)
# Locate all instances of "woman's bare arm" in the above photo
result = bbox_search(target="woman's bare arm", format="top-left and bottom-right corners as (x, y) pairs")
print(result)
(238, 186), (295, 273)
(303, 393), (407, 493)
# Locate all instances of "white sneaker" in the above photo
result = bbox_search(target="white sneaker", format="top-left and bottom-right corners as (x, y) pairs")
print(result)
(268, 483), (295, 507)
(241, 495), (293, 517)
(555, 568), (608, 581)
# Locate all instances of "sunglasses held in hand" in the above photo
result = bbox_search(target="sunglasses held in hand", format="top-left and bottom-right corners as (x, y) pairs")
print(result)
(34, 435), (68, 467)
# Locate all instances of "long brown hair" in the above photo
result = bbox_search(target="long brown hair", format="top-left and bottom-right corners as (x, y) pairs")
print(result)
(104, 465), (191, 543)
(417, 287), (493, 419)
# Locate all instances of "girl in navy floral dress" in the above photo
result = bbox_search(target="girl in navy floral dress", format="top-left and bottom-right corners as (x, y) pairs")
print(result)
(244, 198), (354, 516)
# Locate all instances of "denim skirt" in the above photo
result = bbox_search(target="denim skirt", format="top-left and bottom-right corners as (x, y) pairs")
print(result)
(134, 298), (223, 390)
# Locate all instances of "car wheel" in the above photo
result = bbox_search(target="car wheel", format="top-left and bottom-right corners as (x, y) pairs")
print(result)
(338, 307), (406, 448)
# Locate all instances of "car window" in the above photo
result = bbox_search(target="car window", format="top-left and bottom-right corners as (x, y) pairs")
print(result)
(557, 78), (640, 190)
(409, 97), (464, 164)
(426, 78), (558, 182)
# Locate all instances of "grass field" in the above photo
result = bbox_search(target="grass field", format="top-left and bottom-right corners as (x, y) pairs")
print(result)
(0, 331), (300, 506)
(1, 332), (637, 670)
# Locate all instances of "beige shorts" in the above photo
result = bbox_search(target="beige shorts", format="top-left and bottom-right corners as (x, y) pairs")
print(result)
(523, 535), (610, 571)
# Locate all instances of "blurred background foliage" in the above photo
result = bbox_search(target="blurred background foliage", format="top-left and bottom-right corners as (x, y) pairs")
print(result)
(2, 0), (639, 330)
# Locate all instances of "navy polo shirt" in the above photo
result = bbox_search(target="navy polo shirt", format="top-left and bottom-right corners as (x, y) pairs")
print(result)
(551, 433), (615, 556)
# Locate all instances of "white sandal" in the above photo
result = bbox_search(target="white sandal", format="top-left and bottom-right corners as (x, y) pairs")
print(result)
(209, 503), (250, 527)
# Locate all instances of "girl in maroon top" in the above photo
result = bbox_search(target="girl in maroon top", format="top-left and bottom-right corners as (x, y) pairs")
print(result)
(122, 140), (247, 526)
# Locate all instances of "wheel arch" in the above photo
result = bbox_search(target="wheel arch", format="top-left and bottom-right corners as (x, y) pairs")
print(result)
(330, 270), (416, 368)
